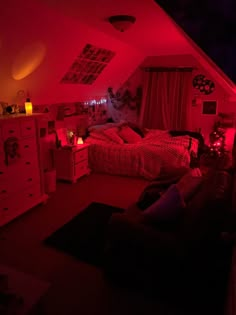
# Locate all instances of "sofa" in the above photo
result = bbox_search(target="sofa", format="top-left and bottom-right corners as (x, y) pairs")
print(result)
(104, 162), (236, 314)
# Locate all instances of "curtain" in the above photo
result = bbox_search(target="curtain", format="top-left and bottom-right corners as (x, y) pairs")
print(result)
(139, 68), (192, 130)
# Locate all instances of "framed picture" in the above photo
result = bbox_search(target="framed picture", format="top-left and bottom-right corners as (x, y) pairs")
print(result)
(202, 100), (217, 115)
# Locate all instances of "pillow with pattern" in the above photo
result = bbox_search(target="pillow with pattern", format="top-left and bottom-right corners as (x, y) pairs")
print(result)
(103, 127), (124, 144)
(118, 125), (142, 143)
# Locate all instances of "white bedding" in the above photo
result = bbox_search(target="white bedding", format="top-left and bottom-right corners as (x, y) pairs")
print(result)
(85, 129), (193, 180)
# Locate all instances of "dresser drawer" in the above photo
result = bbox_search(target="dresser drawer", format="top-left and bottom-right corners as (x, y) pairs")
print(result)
(0, 197), (20, 224)
(11, 170), (40, 192)
(20, 184), (41, 207)
(74, 160), (89, 178)
(2, 122), (20, 139)
(0, 166), (7, 182)
(20, 138), (38, 158)
(0, 140), (3, 153)
(0, 152), (6, 169)
(0, 182), (9, 200)
(74, 148), (88, 163)
(20, 119), (36, 138)
(20, 155), (39, 169)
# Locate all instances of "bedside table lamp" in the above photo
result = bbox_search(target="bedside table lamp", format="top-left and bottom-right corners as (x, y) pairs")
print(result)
(25, 98), (33, 115)
(77, 137), (84, 145)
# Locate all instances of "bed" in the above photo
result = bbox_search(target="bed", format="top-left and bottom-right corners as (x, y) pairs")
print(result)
(84, 122), (200, 180)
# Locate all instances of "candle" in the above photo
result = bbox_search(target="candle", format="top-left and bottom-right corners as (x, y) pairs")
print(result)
(25, 98), (33, 115)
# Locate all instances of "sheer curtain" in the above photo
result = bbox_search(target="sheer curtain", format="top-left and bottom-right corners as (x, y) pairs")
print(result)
(139, 68), (193, 130)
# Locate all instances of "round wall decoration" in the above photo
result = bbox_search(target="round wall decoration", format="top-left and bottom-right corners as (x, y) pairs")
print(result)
(201, 79), (215, 95)
(192, 74), (205, 89)
(192, 74), (215, 95)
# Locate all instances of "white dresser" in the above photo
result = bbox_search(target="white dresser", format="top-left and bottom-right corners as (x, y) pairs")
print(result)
(0, 114), (48, 226)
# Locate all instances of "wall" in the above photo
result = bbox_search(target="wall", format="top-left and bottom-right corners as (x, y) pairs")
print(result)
(0, 0), (145, 105)
(107, 54), (236, 144)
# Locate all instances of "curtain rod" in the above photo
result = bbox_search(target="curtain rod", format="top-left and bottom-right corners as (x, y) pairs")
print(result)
(141, 66), (196, 72)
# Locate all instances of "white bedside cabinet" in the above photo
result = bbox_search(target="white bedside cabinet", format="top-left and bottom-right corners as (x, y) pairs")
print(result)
(53, 144), (90, 183)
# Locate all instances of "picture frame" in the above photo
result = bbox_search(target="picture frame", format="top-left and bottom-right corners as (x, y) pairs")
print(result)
(202, 100), (217, 115)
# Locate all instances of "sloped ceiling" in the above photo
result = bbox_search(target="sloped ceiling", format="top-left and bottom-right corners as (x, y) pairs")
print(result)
(0, 0), (235, 105)
(155, 0), (236, 87)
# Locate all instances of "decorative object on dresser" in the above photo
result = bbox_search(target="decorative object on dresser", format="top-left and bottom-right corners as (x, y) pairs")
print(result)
(53, 144), (90, 183)
(0, 114), (48, 227)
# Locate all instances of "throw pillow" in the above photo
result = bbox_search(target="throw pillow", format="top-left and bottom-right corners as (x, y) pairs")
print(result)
(88, 131), (112, 143)
(118, 125), (142, 144)
(176, 168), (203, 202)
(142, 184), (185, 223)
(127, 122), (146, 138)
(137, 166), (189, 210)
(103, 127), (124, 144)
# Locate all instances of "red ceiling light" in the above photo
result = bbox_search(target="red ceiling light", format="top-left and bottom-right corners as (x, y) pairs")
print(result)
(108, 15), (136, 32)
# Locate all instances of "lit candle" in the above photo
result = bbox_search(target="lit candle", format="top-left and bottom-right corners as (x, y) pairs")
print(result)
(25, 98), (33, 115)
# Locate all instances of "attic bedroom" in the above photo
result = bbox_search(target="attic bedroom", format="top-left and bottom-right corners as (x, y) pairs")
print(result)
(0, 0), (236, 315)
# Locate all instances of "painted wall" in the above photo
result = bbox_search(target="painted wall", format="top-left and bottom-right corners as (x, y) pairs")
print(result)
(0, 0), (145, 105)
(107, 54), (236, 143)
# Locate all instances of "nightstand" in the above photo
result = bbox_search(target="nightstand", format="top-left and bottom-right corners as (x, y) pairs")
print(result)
(53, 144), (90, 183)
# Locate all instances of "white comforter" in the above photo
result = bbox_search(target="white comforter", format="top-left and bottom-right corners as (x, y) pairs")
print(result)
(85, 130), (192, 180)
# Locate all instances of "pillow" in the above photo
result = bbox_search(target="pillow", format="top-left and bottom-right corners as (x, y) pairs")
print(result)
(88, 122), (124, 133)
(176, 168), (203, 202)
(180, 170), (232, 240)
(190, 137), (199, 155)
(103, 127), (124, 144)
(142, 184), (185, 223)
(118, 125), (142, 144)
(88, 131), (112, 143)
(137, 167), (189, 210)
(127, 122), (146, 138)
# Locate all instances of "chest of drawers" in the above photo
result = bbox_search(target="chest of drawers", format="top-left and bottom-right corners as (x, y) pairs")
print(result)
(53, 144), (90, 183)
(0, 114), (48, 226)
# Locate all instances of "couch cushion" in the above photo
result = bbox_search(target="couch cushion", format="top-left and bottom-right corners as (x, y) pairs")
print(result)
(137, 166), (189, 210)
(141, 184), (185, 224)
(176, 168), (203, 202)
(179, 170), (233, 241)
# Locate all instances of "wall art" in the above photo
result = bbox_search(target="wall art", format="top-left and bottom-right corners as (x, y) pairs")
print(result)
(192, 74), (215, 95)
(202, 100), (217, 115)
(107, 86), (142, 111)
(60, 43), (116, 85)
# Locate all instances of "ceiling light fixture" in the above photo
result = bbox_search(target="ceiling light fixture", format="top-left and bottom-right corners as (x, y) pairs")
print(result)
(108, 15), (136, 32)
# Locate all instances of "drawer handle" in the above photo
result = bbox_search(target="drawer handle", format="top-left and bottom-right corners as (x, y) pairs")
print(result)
(27, 178), (33, 182)
(26, 161), (31, 165)
(1, 190), (7, 193)
(3, 207), (8, 211)
(29, 193), (33, 197)
(9, 130), (15, 133)
(26, 127), (32, 130)
(0, 171), (4, 175)
(24, 145), (29, 148)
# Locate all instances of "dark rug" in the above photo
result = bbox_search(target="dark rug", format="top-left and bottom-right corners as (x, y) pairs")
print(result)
(44, 202), (124, 267)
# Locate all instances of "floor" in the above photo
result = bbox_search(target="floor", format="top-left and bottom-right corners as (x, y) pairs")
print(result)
(0, 173), (214, 314)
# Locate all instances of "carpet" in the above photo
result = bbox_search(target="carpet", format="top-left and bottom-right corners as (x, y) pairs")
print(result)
(44, 202), (124, 267)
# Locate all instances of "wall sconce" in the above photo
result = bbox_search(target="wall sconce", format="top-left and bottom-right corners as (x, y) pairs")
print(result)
(25, 97), (33, 115)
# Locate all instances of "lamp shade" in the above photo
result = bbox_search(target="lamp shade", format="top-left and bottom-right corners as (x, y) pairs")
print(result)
(108, 15), (136, 32)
